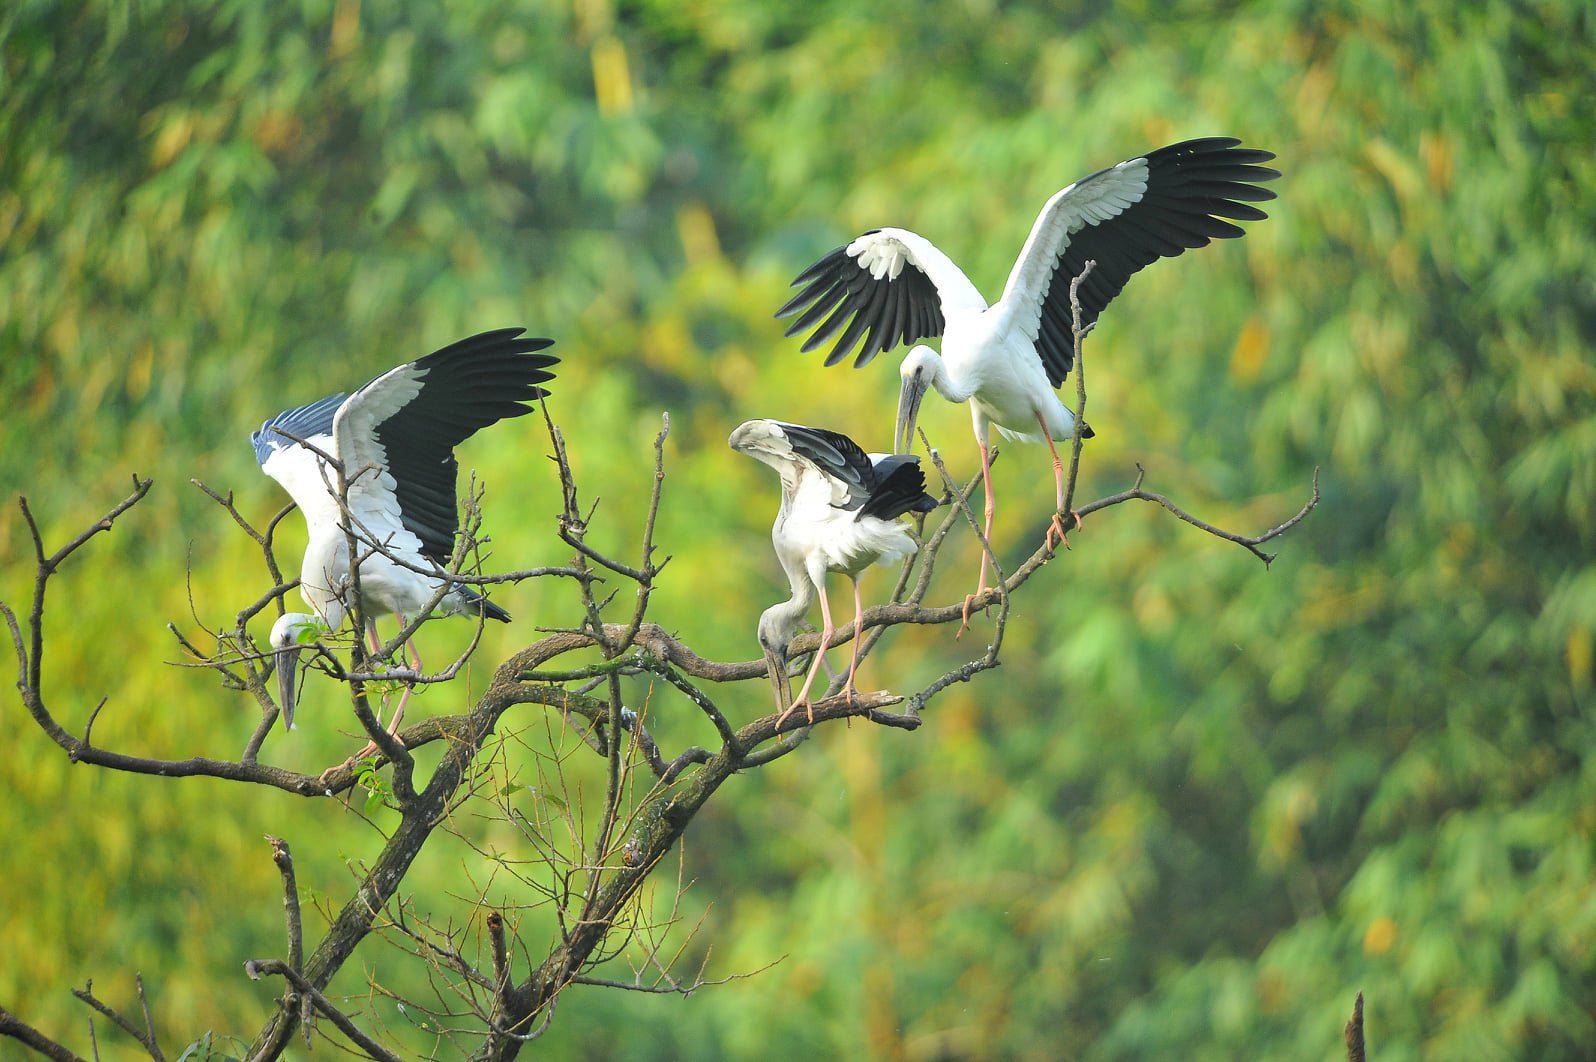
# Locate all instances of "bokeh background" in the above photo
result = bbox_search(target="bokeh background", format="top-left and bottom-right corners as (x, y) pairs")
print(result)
(3, 1), (1592, 1058)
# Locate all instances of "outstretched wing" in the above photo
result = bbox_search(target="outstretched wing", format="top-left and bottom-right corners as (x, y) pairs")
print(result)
(775, 228), (987, 369)
(997, 137), (1280, 387)
(334, 328), (558, 564)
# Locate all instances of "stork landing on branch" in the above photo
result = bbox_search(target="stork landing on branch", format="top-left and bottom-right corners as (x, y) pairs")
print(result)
(730, 419), (940, 726)
(253, 327), (558, 740)
(776, 137), (1280, 619)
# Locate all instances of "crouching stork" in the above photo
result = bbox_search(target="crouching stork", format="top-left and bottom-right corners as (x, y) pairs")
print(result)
(730, 419), (940, 726)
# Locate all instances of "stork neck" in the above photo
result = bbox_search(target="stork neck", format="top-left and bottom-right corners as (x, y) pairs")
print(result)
(926, 349), (979, 403)
(759, 569), (816, 651)
(298, 536), (351, 634)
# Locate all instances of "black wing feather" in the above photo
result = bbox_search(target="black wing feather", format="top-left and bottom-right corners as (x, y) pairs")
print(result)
(1032, 137), (1279, 387)
(858, 455), (940, 522)
(370, 328), (558, 563)
(252, 391), (345, 465)
(775, 422), (941, 520)
(776, 232), (946, 369)
(773, 422), (876, 511)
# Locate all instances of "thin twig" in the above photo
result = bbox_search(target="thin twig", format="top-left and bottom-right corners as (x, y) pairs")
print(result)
(70, 980), (164, 1061)
(243, 960), (404, 1062)
(1077, 465), (1321, 567)
(1061, 259), (1096, 520)
(616, 414), (673, 650)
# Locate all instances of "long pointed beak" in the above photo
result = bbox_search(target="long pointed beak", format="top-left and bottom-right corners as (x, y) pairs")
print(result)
(895, 375), (927, 455)
(275, 647), (301, 731)
(763, 645), (792, 716)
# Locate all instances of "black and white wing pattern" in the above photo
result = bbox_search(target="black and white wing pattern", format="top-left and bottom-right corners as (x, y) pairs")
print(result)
(770, 421), (879, 511)
(252, 392), (345, 469)
(1001, 137), (1280, 387)
(774, 228), (987, 369)
(777, 138), (1279, 390)
(775, 422), (939, 521)
(334, 328), (558, 565)
(252, 390), (346, 525)
(857, 454), (940, 523)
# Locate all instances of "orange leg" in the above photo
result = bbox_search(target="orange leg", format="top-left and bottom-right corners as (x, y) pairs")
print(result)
(386, 623), (420, 737)
(346, 616), (417, 766)
(780, 581), (833, 728)
(1040, 414), (1083, 552)
(843, 577), (865, 705)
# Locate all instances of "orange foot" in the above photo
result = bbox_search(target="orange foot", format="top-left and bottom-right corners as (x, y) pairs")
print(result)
(1044, 510), (1084, 553)
(775, 700), (815, 730)
(318, 732), (407, 786)
(958, 590), (993, 638)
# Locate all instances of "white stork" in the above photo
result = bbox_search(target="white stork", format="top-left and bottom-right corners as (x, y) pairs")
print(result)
(253, 327), (557, 734)
(775, 137), (1279, 609)
(730, 419), (940, 725)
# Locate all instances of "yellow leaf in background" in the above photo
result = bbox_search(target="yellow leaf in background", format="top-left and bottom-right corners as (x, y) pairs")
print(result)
(591, 35), (634, 114)
(1364, 916), (1398, 955)
(150, 112), (192, 168)
(1420, 129), (1453, 192)
(249, 111), (303, 156)
(126, 341), (154, 401)
(46, 314), (78, 361)
(1229, 316), (1270, 382)
(1568, 628), (1592, 690)
(677, 201), (721, 265)
(330, 0), (361, 58)
(1365, 136), (1424, 208)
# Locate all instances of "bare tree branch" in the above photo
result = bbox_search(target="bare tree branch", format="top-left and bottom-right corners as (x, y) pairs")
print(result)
(70, 980), (164, 1061)
(0, 1004), (88, 1062)
(268, 837), (304, 975)
(244, 960), (404, 1062)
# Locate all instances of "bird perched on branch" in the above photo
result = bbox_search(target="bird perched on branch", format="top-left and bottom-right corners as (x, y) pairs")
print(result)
(730, 419), (940, 726)
(775, 137), (1280, 616)
(253, 327), (558, 736)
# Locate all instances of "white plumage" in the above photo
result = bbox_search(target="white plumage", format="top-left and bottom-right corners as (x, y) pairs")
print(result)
(253, 327), (557, 732)
(776, 137), (1280, 611)
(730, 419), (940, 724)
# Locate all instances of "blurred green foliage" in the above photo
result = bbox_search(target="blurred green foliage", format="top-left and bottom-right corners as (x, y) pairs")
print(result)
(3, 0), (1592, 1058)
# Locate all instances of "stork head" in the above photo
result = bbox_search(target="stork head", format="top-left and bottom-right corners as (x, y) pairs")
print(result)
(269, 612), (331, 731)
(756, 604), (797, 717)
(896, 346), (942, 455)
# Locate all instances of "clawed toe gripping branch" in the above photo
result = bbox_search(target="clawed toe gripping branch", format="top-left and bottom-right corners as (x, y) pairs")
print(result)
(2, 290), (1317, 1060)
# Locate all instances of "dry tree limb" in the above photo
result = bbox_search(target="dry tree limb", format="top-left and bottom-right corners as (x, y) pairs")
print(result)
(0, 1003), (89, 1062)
(244, 960), (404, 1062)
(70, 978), (165, 1061)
